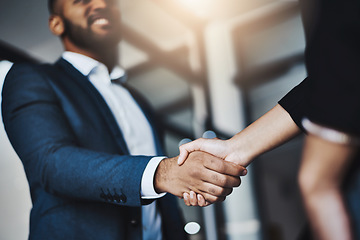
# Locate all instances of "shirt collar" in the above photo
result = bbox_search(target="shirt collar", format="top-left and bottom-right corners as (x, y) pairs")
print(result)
(62, 51), (126, 81)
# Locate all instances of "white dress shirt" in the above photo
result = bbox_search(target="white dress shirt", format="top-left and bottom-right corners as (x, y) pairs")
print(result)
(62, 52), (165, 240)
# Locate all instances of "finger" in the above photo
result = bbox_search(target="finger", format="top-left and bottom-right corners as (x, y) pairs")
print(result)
(178, 139), (206, 165)
(197, 194), (206, 207)
(205, 157), (247, 177)
(183, 192), (191, 206)
(234, 164), (247, 176)
(189, 191), (198, 206)
(200, 192), (226, 204)
(199, 169), (241, 189)
(177, 150), (189, 166)
(240, 168), (248, 176)
(198, 181), (235, 197)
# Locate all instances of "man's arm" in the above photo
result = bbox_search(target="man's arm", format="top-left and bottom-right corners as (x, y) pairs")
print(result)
(298, 134), (355, 240)
(1, 64), (157, 206)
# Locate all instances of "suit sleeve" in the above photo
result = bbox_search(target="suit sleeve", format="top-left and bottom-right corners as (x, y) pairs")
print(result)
(300, 0), (360, 136)
(1, 63), (152, 207)
(278, 77), (310, 132)
(280, 0), (360, 136)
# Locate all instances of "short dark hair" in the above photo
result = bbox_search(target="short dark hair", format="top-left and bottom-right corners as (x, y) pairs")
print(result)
(48, 0), (56, 14)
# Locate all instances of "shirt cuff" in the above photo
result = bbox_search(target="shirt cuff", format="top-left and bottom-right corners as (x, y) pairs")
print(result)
(141, 156), (167, 199)
(302, 118), (360, 145)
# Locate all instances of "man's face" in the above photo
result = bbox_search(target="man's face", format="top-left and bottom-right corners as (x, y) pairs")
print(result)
(58, 0), (122, 50)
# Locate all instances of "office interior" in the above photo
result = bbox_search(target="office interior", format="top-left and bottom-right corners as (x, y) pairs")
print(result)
(0, 0), (308, 239)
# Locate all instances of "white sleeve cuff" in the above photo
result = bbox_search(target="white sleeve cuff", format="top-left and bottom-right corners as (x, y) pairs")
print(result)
(141, 156), (167, 199)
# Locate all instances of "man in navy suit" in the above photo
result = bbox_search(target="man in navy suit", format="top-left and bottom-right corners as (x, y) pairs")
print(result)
(1, 0), (246, 239)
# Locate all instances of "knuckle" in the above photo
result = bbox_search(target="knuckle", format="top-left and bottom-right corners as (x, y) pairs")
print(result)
(217, 162), (226, 173)
(189, 168), (199, 178)
(211, 173), (219, 183)
(218, 175), (228, 186)
(208, 187), (217, 195)
(208, 157), (216, 166)
(194, 153), (203, 163)
(219, 188), (227, 196)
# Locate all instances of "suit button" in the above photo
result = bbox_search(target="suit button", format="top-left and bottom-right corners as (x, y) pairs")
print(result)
(107, 193), (114, 202)
(100, 193), (107, 201)
(114, 193), (121, 203)
(130, 219), (138, 227)
(119, 194), (127, 203)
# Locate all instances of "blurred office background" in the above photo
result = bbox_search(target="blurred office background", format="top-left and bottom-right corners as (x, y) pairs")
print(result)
(0, 0), (307, 239)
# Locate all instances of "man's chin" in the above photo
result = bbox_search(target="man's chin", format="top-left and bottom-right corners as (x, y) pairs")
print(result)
(93, 30), (121, 45)
(89, 35), (121, 50)
(91, 24), (120, 36)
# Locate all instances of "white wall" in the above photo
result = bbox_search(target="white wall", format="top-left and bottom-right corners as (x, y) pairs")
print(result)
(0, 60), (32, 240)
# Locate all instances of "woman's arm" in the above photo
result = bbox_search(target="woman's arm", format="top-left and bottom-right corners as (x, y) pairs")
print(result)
(178, 104), (301, 166)
(178, 104), (301, 206)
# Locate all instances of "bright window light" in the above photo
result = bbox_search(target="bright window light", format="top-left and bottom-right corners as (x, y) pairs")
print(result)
(174, 0), (218, 18)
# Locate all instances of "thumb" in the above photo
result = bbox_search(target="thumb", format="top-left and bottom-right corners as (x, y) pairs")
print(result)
(178, 139), (205, 165)
(177, 149), (189, 166)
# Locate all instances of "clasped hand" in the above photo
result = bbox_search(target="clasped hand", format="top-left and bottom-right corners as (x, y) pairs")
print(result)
(154, 149), (246, 206)
(177, 138), (248, 207)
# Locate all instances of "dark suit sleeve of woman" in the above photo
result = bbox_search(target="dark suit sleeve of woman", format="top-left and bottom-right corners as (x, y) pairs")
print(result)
(278, 77), (310, 132)
(280, 0), (360, 136)
(304, 0), (360, 136)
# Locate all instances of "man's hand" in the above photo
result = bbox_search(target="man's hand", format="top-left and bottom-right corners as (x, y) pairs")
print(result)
(177, 138), (248, 206)
(154, 151), (246, 204)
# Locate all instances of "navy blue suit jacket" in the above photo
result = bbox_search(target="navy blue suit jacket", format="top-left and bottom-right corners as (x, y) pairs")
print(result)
(1, 58), (187, 240)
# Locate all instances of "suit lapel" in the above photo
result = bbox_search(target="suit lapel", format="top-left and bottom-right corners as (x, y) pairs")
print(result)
(53, 58), (130, 155)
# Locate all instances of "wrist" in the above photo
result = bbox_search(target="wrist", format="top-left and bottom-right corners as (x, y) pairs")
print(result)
(141, 156), (167, 198)
(225, 137), (254, 167)
(154, 157), (175, 194)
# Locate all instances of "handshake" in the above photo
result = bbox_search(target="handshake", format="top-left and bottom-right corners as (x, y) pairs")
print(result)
(154, 137), (249, 207)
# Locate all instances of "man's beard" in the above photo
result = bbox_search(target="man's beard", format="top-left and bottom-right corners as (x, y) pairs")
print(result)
(62, 17), (121, 52)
